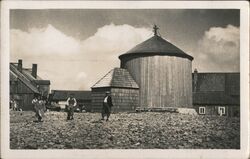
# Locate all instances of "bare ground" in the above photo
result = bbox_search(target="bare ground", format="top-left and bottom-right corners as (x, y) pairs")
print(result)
(10, 111), (240, 149)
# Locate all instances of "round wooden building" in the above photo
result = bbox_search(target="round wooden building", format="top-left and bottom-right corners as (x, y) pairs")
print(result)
(119, 25), (194, 109)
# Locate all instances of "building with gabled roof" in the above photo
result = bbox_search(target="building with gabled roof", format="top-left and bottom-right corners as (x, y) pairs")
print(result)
(192, 71), (240, 116)
(91, 68), (139, 112)
(10, 59), (50, 110)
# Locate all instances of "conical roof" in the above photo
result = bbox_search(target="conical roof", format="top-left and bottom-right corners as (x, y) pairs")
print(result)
(119, 34), (193, 61)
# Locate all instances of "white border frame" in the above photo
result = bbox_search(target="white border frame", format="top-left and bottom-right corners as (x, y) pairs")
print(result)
(1, 1), (249, 159)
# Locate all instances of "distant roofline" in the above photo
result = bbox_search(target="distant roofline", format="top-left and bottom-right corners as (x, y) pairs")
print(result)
(52, 90), (91, 92)
(91, 86), (139, 89)
(10, 63), (50, 81)
(193, 72), (240, 74)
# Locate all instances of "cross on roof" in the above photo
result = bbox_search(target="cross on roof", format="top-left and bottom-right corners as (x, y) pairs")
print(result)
(153, 25), (159, 36)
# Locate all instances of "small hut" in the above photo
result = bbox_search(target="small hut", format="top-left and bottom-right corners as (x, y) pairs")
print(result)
(91, 68), (139, 112)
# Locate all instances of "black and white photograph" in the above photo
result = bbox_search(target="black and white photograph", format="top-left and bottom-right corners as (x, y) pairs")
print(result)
(0, 1), (249, 159)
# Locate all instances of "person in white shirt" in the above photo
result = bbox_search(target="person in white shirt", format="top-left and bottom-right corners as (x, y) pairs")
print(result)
(66, 93), (77, 120)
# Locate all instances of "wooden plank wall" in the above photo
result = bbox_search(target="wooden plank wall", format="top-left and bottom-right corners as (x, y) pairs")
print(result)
(197, 74), (225, 92)
(122, 55), (192, 108)
(38, 85), (50, 97)
(225, 73), (240, 96)
(91, 88), (110, 112)
(21, 94), (34, 110)
(16, 79), (34, 94)
(10, 79), (35, 110)
(11, 93), (34, 111)
(77, 100), (92, 112)
(193, 105), (240, 117)
(91, 88), (139, 112)
(111, 88), (139, 112)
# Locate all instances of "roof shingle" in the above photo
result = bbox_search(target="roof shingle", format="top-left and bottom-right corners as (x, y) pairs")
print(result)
(92, 68), (139, 89)
(119, 35), (193, 60)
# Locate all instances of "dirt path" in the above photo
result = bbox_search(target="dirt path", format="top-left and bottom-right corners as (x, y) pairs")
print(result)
(10, 111), (240, 149)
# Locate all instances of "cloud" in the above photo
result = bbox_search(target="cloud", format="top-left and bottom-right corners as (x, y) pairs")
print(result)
(10, 23), (151, 90)
(11, 25), (81, 59)
(80, 23), (151, 61)
(193, 24), (240, 72)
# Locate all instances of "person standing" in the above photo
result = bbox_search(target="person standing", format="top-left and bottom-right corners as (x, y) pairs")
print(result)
(101, 91), (113, 121)
(10, 98), (17, 111)
(66, 93), (77, 120)
(32, 95), (39, 117)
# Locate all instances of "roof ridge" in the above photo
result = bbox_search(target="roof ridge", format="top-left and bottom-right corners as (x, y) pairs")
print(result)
(52, 90), (91, 92)
(110, 67), (120, 87)
(10, 64), (40, 93)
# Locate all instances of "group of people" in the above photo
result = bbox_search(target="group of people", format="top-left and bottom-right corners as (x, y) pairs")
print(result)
(31, 91), (113, 122)
(32, 95), (47, 122)
(10, 98), (22, 113)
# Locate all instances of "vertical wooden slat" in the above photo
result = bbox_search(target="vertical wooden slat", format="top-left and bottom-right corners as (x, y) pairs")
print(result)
(123, 55), (192, 109)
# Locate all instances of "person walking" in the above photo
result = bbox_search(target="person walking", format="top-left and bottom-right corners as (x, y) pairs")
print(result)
(101, 91), (113, 121)
(66, 93), (77, 120)
(32, 95), (46, 122)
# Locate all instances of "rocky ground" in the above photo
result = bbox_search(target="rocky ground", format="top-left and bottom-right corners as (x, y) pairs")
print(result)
(10, 111), (240, 149)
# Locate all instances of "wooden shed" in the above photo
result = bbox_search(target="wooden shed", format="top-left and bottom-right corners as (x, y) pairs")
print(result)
(91, 68), (139, 112)
(10, 59), (50, 110)
(119, 26), (193, 109)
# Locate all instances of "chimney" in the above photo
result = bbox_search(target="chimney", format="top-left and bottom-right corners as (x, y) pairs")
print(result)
(17, 59), (22, 72)
(32, 64), (37, 78)
(193, 68), (198, 92)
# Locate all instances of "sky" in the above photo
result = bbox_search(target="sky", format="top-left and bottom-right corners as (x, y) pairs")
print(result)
(10, 9), (240, 90)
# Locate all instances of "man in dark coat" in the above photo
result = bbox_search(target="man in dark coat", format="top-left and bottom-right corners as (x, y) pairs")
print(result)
(66, 93), (77, 120)
(101, 91), (113, 121)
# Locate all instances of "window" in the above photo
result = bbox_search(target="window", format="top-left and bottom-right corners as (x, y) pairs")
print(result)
(218, 107), (226, 116)
(199, 107), (205, 114)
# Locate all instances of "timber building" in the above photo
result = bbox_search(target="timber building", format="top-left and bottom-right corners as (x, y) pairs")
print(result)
(91, 25), (240, 116)
(92, 25), (194, 112)
(10, 59), (50, 110)
(193, 70), (240, 116)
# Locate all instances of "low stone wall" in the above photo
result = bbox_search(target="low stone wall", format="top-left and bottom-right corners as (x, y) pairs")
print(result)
(177, 108), (198, 115)
(135, 107), (197, 115)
